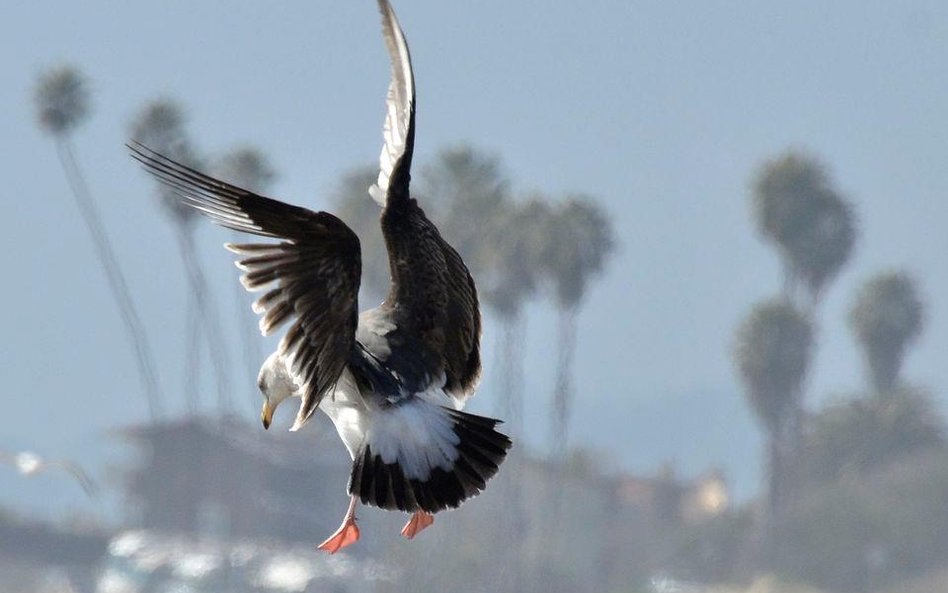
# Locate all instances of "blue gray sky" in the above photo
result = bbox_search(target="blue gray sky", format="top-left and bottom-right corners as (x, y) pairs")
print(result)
(2, 1), (946, 517)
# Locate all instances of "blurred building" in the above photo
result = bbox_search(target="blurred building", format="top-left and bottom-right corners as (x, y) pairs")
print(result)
(617, 464), (730, 528)
(444, 453), (732, 593)
(118, 416), (352, 546)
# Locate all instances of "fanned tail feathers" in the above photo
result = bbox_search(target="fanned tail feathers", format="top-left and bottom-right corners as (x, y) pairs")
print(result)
(349, 405), (511, 513)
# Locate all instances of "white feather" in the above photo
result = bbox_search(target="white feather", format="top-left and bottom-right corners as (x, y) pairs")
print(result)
(317, 377), (462, 482)
(370, 0), (415, 206)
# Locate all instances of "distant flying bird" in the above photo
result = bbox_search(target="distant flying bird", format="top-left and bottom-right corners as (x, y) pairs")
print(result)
(0, 450), (99, 497)
(130, 0), (510, 553)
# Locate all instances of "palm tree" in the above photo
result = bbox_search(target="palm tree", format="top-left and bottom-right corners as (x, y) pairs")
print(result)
(421, 146), (509, 273)
(752, 150), (856, 307)
(733, 300), (812, 523)
(331, 166), (391, 306)
(538, 196), (615, 457)
(215, 146), (276, 193)
(848, 271), (924, 395)
(214, 147), (277, 409)
(419, 149), (540, 590)
(35, 65), (163, 420)
(420, 146), (539, 428)
(479, 198), (551, 434)
(129, 98), (232, 412)
(786, 195), (856, 308)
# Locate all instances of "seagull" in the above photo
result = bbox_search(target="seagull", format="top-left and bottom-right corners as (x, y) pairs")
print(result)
(130, 0), (510, 554)
(0, 450), (99, 497)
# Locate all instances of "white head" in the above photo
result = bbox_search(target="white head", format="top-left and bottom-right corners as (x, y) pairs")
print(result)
(258, 351), (300, 429)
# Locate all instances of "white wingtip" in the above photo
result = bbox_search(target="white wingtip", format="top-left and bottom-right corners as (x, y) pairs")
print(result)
(259, 317), (280, 337)
(289, 416), (306, 432)
(372, 0), (414, 207)
(369, 184), (386, 206)
(239, 274), (269, 292)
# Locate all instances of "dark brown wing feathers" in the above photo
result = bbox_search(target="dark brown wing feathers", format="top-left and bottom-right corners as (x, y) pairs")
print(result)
(381, 199), (481, 398)
(374, 0), (482, 398)
(129, 142), (361, 422)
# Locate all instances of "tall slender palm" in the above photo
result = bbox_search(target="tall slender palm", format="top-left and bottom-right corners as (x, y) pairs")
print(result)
(848, 271), (924, 395)
(420, 149), (537, 589)
(538, 197), (615, 457)
(479, 198), (551, 434)
(129, 98), (232, 412)
(733, 300), (812, 524)
(420, 146), (535, 426)
(749, 149), (856, 515)
(214, 146), (277, 409)
(421, 146), (509, 271)
(35, 65), (163, 420)
(331, 166), (391, 306)
(752, 150), (856, 308)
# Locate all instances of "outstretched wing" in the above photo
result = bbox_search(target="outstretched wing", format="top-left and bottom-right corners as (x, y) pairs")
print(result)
(369, 0), (416, 207)
(373, 0), (482, 400)
(46, 460), (99, 497)
(0, 451), (99, 497)
(129, 143), (362, 425)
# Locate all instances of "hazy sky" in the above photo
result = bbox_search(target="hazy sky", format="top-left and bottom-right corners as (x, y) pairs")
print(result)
(2, 0), (946, 516)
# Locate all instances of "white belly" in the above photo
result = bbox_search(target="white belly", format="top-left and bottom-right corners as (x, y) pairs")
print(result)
(318, 372), (368, 460)
(317, 370), (464, 466)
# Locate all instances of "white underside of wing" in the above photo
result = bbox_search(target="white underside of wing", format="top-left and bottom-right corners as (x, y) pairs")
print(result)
(370, 0), (415, 206)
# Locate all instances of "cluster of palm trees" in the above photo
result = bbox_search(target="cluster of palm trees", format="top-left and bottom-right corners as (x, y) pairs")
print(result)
(733, 149), (932, 557)
(332, 146), (616, 454)
(35, 65), (165, 420)
(735, 150), (857, 525)
(35, 65), (277, 418)
(802, 271), (935, 483)
(34, 66), (616, 456)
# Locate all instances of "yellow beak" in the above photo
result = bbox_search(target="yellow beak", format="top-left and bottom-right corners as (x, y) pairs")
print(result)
(261, 400), (274, 430)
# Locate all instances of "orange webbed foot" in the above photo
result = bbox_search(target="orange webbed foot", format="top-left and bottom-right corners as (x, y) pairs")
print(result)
(400, 511), (434, 539)
(317, 517), (360, 554)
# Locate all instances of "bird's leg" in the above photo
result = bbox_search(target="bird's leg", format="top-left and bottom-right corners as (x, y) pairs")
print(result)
(317, 495), (361, 554)
(400, 511), (435, 539)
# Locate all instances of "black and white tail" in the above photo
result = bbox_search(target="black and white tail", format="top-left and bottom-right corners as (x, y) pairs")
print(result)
(348, 402), (512, 513)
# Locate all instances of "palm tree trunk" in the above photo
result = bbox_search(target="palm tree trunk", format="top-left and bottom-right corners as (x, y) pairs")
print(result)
(868, 341), (901, 396)
(764, 412), (798, 564)
(184, 291), (201, 412)
(55, 139), (163, 420)
(497, 307), (526, 437)
(781, 261), (803, 308)
(550, 304), (578, 459)
(174, 225), (233, 412)
(766, 431), (783, 524)
(761, 430), (781, 565)
(490, 309), (528, 593)
(234, 231), (262, 411)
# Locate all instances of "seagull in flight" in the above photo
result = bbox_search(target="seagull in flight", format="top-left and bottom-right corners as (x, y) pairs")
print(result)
(130, 0), (510, 553)
(0, 450), (99, 497)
